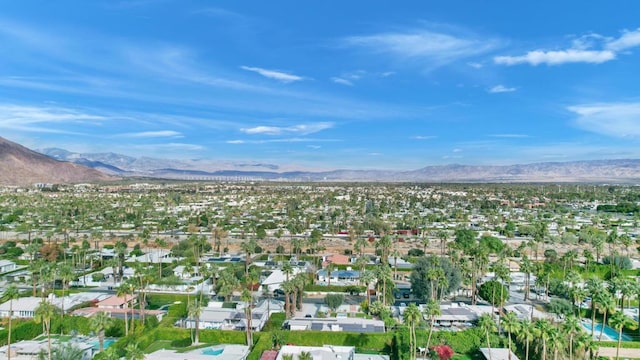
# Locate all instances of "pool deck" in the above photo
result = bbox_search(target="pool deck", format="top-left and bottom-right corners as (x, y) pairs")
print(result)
(146, 344), (250, 360)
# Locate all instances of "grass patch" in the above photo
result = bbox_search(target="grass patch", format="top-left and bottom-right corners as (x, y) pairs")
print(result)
(144, 340), (174, 353)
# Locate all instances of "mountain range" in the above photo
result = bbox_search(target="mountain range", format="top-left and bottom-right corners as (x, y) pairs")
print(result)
(1, 136), (638, 185)
(38, 145), (640, 184)
(0, 137), (115, 186)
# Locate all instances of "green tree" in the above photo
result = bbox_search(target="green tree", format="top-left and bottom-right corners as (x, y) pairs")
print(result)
(423, 300), (441, 350)
(478, 314), (497, 360)
(34, 300), (57, 360)
(125, 342), (144, 360)
(478, 280), (508, 308)
(90, 311), (113, 353)
(324, 293), (345, 312)
(517, 319), (534, 360)
(241, 289), (253, 347)
(4, 284), (19, 360)
(501, 311), (520, 360)
(411, 255), (461, 301)
(609, 311), (638, 359)
(402, 303), (422, 360)
(561, 315), (582, 360)
(189, 299), (202, 345)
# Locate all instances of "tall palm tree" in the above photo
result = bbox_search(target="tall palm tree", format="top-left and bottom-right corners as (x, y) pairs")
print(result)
(116, 283), (131, 336)
(596, 294), (616, 342)
(478, 314), (497, 360)
(533, 319), (553, 360)
(402, 303), (421, 360)
(4, 284), (19, 360)
(188, 299), (202, 345)
(360, 270), (376, 306)
(562, 315), (583, 360)
(501, 311), (520, 360)
(517, 319), (534, 360)
(282, 262), (294, 282)
(520, 256), (533, 301)
(57, 263), (74, 324)
(124, 342), (145, 360)
(282, 280), (296, 319)
(585, 277), (606, 338)
(609, 311), (638, 360)
(424, 300), (441, 350)
(547, 327), (564, 360)
(241, 289), (253, 347)
(34, 300), (57, 360)
(90, 311), (113, 353)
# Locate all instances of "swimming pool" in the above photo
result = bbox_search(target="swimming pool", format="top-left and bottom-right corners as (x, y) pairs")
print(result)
(202, 347), (225, 356)
(92, 338), (116, 350)
(581, 321), (633, 341)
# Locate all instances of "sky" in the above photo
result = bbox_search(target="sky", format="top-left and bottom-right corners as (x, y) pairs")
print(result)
(1, 1), (640, 170)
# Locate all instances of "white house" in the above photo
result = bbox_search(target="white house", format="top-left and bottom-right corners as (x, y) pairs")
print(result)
(0, 260), (17, 273)
(0, 339), (94, 360)
(276, 345), (355, 360)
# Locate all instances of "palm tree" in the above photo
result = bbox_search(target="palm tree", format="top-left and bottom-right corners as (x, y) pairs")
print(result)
(298, 351), (312, 360)
(562, 315), (583, 360)
(478, 314), (497, 360)
(520, 256), (533, 301)
(517, 319), (534, 360)
(424, 300), (441, 350)
(547, 327), (563, 360)
(241, 289), (254, 347)
(609, 311), (638, 360)
(282, 262), (294, 282)
(188, 299), (202, 345)
(4, 284), (19, 360)
(501, 311), (520, 360)
(533, 319), (553, 360)
(402, 303), (421, 360)
(34, 301), (57, 360)
(116, 283), (131, 336)
(325, 262), (335, 286)
(125, 342), (145, 360)
(585, 278), (606, 338)
(282, 280), (296, 319)
(57, 263), (74, 323)
(90, 311), (113, 353)
(596, 293), (616, 342)
(360, 271), (376, 306)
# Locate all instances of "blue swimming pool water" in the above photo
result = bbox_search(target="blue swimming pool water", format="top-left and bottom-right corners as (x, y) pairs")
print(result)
(202, 347), (225, 356)
(92, 338), (116, 350)
(582, 321), (633, 341)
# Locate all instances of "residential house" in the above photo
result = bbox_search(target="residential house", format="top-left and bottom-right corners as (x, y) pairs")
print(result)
(0, 260), (17, 273)
(316, 269), (360, 286)
(0, 339), (94, 360)
(286, 317), (385, 333)
(276, 345), (355, 360)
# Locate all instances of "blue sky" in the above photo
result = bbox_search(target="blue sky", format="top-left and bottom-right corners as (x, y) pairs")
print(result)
(2, 1), (640, 170)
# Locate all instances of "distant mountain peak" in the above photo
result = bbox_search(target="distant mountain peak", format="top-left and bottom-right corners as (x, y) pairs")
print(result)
(0, 137), (117, 186)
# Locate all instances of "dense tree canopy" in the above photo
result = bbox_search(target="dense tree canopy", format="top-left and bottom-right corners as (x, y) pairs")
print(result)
(410, 255), (461, 301)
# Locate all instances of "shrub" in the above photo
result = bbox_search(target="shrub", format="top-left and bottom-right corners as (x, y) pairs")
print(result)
(603, 255), (632, 270)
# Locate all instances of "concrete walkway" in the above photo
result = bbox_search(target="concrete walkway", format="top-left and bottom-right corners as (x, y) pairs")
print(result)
(598, 347), (640, 359)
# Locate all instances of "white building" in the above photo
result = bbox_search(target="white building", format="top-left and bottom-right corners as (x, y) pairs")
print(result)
(0, 260), (17, 273)
(287, 317), (385, 333)
(146, 344), (249, 360)
(276, 345), (355, 360)
(0, 339), (94, 360)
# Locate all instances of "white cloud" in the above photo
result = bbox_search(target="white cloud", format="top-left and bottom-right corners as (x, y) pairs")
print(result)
(452, 148), (463, 153)
(241, 122), (333, 135)
(240, 66), (304, 83)
(467, 62), (483, 69)
(226, 140), (245, 144)
(494, 49), (615, 66)
(568, 102), (640, 137)
(226, 138), (340, 144)
(488, 85), (517, 93)
(413, 135), (436, 140)
(489, 134), (530, 138)
(606, 28), (640, 51)
(119, 130), (182, 138)
(331, 77), (354, 86)
(343, 29), (500, 69)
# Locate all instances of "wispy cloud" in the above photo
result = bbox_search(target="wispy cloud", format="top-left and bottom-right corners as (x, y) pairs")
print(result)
(240, 122), (334, 135)
(118, 130), (183, 138)
(488, 85), (517, 93)
(0, 104), (104, 134)
(331, 77), (354, 86)
(489, 134), (530, 138)
(343, 27), (501, 70)
(494, 49), (615, 66)
(494, 28), (640, 66)
(240, 66), (305, 83)
(568, 102), (640, 138)
(227, 137), (340, 144)
(413, 135), (436, 140)
(606, 28), (640, 51)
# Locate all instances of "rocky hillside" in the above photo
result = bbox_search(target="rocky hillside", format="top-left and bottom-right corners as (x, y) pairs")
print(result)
(0, 137), (116, 186)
